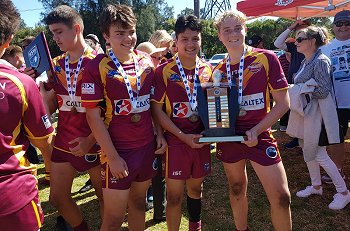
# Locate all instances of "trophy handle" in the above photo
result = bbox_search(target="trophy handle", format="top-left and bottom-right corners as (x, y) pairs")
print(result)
(197, 85), (209, 128)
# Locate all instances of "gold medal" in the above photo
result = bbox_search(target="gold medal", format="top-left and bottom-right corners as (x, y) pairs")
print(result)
(131, 113), (141, 123)
(71, 106), (78, 114)
(239, 108), (247, 117)
(188, 114), (199, 123)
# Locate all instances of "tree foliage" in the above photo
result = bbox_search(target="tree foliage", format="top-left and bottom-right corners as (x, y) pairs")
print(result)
(16, 1), (334, 59)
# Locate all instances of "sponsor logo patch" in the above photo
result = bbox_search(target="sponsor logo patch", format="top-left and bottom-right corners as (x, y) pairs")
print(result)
(173, 102), (189, 118)
(28, 45), (40, 68)
(170, 73), (181, 82)
(82, 83), (95, 94)
(41, 114), (51, 129)
(85, 154), (98, 163)
(266, 146), (278, 159)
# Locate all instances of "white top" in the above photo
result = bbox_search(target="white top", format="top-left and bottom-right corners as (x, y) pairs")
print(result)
(321, 38), (350, 108)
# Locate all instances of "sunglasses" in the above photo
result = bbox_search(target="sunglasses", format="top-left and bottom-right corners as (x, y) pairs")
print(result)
(295, 37), (310, 43)
(334, 21), (350, 27)
(151, 56), (162, 61)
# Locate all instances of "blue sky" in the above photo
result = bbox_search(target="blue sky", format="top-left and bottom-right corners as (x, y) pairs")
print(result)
(13, 0), (239, 28)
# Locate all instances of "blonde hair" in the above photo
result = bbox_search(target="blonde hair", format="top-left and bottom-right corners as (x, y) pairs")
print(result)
(215, 10), (247, 30)
(149, 30), (173, 48)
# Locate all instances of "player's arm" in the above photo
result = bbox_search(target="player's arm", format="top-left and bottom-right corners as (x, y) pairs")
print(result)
(151, 101), (205, 149)
(243, 89), (290, 147)
(86, 107), (128, 179)
(153, 119), (167, 154)
(29, 136), (53, 161)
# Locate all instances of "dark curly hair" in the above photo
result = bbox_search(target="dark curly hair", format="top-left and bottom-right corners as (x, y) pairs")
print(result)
(175, 15), (202, 38)
(0, 0), (21, 46)
(99, 4), (136, 36)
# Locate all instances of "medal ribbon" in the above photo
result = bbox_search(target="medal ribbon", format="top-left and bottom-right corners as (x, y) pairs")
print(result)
(109, 49), (141, 109)
(226, 47), (247, 105)
(175, 55), (200, 111)
(65, 51), (84, 105)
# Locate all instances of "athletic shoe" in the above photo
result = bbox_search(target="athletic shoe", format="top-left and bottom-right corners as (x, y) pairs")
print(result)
(296, 186), (323, 198)
(328, 191), (350, 210)
(284, 138), (299, 149)
(279, 126), (287, 132)
(321, 169), (346, 184)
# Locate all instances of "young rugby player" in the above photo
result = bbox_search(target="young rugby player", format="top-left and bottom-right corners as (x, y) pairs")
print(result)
(0, 1), (54, 230)
(214, 10), (292, 231)
(151, 15), (212, 231)
(81, 4), (166, 230)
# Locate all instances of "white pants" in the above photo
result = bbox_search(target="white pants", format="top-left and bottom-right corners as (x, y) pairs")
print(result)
(304, 146), (347, 193)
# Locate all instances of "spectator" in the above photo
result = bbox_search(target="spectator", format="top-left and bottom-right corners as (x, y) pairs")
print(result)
(136, 41), (166, 67)
(21, 36), (35, 50)
(320, 10), (350, 184)
(2, 45), (25, 70)
(247, 35), (264, 48)
(287, 25), (350, 210)
(274, 20), (310, 149)
(85, 33), (104, 54)
(149, 30), (174, 60)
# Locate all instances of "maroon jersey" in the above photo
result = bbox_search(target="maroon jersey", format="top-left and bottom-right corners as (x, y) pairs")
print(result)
(52, 47), (99, 153)
(81, 50), (155, 155)
(152, 55), (212, 145)
(214, 47), (288, 133)
(0, 63), (54, 216)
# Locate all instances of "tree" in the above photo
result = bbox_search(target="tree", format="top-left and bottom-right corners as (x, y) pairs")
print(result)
(39, 0), (174, 48)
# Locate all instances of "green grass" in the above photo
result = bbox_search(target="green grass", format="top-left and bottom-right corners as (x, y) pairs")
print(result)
(38, 125), (350, 230)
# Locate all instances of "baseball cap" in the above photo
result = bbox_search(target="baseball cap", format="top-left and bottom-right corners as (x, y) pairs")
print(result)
(86, 34), (100, 44)
(333, 10), (350, 23)
(247, 35), (263, 47)
(136, 42), (166, 55)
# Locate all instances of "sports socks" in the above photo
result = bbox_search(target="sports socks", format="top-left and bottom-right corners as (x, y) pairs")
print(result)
(187, 195), (201, 231)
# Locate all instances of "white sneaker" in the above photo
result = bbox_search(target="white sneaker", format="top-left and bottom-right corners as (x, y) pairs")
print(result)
(296, 186), (323, 198)
(328, 191), (350, 210)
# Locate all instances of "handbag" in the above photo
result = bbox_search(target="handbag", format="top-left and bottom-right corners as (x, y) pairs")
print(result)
(318, 122), (344, 146)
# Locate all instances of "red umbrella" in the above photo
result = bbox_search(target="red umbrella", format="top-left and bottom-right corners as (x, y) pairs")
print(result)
(237, 0), (350, 19)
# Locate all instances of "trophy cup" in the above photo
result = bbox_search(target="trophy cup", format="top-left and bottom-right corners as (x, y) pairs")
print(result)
(197, 69), (245, 143)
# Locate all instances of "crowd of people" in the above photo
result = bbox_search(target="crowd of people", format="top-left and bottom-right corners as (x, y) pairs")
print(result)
(1, 0), (350, 231)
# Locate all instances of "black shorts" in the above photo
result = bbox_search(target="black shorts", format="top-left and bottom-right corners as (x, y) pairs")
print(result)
(337, 108), (350, 136)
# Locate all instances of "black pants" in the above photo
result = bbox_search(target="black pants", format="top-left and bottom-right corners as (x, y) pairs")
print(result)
(151, 155), (166, 219)
(279, 110), (290, 127)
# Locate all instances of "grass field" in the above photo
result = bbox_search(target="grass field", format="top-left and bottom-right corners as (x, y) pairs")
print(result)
(38, 125), (350, 231)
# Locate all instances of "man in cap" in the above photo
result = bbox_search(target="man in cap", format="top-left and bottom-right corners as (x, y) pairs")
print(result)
(320, 10), (350, 184)
(247, 35), (264, 48)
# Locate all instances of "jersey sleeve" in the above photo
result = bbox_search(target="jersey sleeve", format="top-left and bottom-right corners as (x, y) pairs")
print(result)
(22, 75), (54, 139)
(152, 65), (167, 103)
(81, 57), (105, 108)
(267, 53), (289, 91)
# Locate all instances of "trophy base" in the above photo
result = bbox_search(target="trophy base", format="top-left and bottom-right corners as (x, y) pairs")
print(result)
(198, 136), (246, 143)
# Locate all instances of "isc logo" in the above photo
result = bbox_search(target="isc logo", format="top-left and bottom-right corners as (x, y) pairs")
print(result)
(172, 171), (182, 176)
